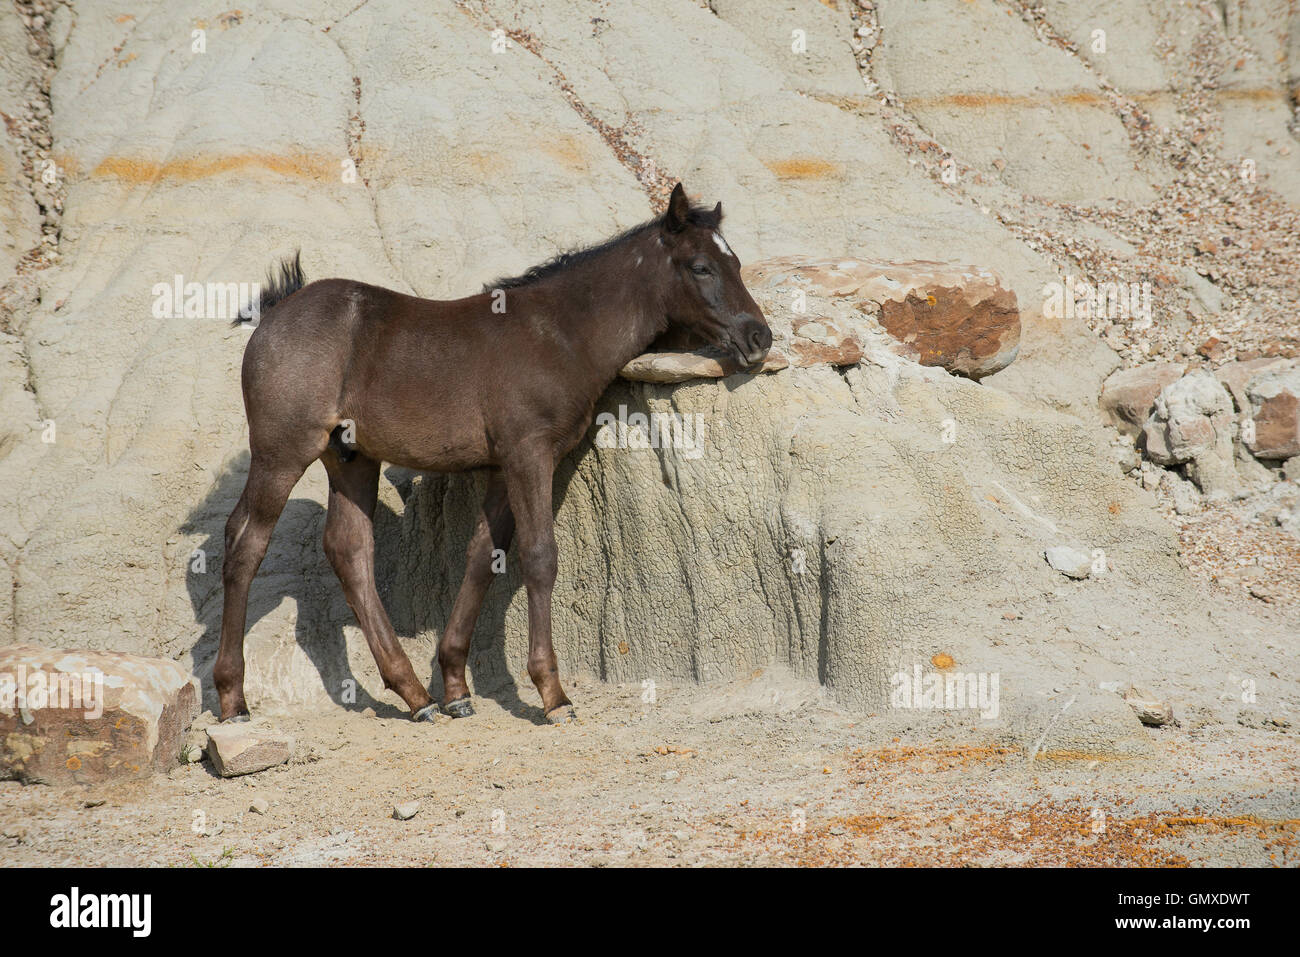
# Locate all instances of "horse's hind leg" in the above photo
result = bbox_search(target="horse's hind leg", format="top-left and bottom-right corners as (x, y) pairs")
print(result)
(322, 451), (434, 718)
(503, 441), (574, 723)
(438, 469), (514, 717)
(215, 456), (306, 721)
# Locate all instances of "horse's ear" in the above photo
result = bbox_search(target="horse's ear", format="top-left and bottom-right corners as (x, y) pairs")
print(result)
(665, 182), (690, 232)
(712, 201), (723, 225)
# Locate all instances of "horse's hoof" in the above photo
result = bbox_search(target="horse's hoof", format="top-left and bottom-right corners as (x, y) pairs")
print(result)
(222, 711), (251, 724)
(442, 696), (475, 719)
(545, 704), (576, 725)
(411, 703), (440, 723)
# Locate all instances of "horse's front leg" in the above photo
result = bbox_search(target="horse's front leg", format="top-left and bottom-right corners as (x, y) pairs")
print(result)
(437, 470), (513, 717)
(504, 441), (575, 723)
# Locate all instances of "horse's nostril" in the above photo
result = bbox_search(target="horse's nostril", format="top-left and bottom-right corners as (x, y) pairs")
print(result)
(749, 323), (772, 352)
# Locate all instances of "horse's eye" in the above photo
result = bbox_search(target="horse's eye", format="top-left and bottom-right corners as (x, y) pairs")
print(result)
(690, 264), (711, 276)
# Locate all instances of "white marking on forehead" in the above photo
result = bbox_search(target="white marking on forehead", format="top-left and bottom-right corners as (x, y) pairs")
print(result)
(712, 232), (734, 257)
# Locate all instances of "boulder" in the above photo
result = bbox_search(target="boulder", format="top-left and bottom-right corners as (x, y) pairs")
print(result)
(1142, 371), (1238, 495)
(0, 644), (199, 785)
(1214, 357), (1293, 414)
(205, 723), (293, 778)
(740, 257), (1020, 380)
(1099, 363), (1186, 437)
(1244, 368), (1300, 461)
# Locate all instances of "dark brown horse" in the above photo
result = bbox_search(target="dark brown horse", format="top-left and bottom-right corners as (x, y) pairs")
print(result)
(215, 183), (771, 725)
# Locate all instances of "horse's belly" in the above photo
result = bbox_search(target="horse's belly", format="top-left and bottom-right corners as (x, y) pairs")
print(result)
(349, 410), (490, 473)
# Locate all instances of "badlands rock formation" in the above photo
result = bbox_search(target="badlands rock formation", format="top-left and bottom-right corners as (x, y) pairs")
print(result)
(2, 0), (1300, 758)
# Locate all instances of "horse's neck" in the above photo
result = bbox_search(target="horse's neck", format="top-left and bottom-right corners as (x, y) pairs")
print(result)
(554, 234), (670, 394)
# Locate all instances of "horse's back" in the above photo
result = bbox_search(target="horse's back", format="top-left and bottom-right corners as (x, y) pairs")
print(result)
(240, 277), (497, 469)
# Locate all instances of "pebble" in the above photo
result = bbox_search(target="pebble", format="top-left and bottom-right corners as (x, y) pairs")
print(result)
(393, 801), (420, 821)
(249, 797), (269, 815)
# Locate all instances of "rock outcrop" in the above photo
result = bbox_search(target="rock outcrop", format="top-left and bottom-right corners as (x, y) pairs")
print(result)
(1100, 363), (1186, 438)
(741, 257), (1021, 380)
(1141, 371), (1239, 496)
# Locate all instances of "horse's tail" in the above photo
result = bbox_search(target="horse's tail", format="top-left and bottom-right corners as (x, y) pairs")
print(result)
(233, 250), (306, 327)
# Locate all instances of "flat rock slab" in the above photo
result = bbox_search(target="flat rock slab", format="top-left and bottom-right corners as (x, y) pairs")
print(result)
(206, 724), (293, 777)
(620, 349), (788, 383)
(742, 256), (1021, 380)
(0, 644), (199, 785)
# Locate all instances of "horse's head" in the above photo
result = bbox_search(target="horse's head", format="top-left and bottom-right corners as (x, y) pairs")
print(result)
(658, 183), (771, 371)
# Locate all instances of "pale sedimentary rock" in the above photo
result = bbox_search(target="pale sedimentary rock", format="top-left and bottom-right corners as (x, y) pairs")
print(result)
(0, 644), (199, 785)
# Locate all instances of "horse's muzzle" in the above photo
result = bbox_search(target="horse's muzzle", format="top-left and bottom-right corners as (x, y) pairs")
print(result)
(736, 316), (772, 369)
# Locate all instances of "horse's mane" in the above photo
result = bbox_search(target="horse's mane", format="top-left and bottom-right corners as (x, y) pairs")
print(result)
(485, 202), (722, 291)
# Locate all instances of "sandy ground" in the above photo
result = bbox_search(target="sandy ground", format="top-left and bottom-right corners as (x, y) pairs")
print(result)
(2, 662), (1296, 868)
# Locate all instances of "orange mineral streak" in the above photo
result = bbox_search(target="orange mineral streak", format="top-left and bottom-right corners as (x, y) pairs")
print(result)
(90, 152), (340, 184)
(763, 157), (839, 179)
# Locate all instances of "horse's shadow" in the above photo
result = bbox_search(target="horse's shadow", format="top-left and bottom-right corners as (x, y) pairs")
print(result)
(180, 449), (586, 725)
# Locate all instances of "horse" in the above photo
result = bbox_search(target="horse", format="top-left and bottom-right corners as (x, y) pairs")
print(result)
(215, 183), (771, 725)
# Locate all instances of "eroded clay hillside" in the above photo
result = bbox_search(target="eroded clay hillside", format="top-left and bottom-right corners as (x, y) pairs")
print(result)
(1, 0), (1298, 750)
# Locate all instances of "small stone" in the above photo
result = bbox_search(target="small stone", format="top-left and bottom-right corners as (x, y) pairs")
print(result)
(1124, 687), (1174, 727)
(392, 801), (420, 820)
(1160, 471), (1202, 515)
(663, 769), (680, 781)
(486, 838), (508, 852)
(249, 796), (269, 815)
(205, 724), (293, 778)
(1044, 546), (1091, 580)
(1196, 337), (1226, 361)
